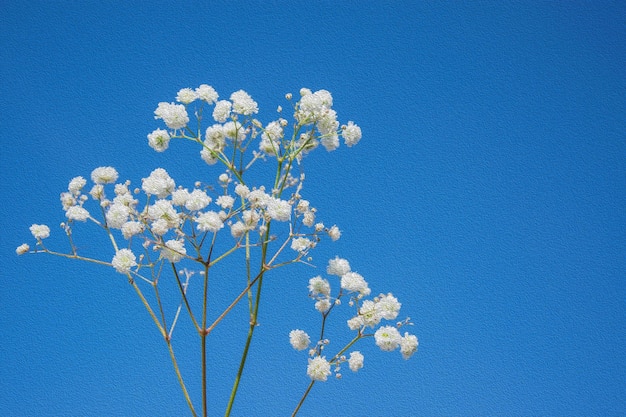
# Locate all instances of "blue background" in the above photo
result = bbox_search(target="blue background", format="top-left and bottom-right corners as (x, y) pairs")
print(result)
(1, 2), (625, 416)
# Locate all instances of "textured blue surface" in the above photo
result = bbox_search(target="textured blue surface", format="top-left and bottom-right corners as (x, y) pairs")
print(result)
(1, 2), (625, 416)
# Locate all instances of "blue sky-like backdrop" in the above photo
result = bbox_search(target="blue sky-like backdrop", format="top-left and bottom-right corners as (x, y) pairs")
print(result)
(1, 2), (625, 416)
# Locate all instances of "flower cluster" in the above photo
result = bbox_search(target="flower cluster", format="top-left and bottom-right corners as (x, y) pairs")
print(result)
(289, 257), (418, 382)
(17, 84), (413, 416)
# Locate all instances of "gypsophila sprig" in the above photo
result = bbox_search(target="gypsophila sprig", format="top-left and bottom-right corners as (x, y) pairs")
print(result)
(17, 83), (416, 417)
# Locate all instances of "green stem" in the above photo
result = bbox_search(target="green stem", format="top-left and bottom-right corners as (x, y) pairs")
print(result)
(291, 381), (315, 417)
(167, 340), (197, 417)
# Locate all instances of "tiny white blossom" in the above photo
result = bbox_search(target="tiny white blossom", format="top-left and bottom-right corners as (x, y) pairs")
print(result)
(216, 195), (234, 209)
(154, 102), (189, 129)
(348, 351), (364, 372)
(66, 206), (90, 222)
(185, 189), (211, 211)
(89, 184), (104, 200)
(195, 84), (218, 104)
(105, 203), (130, 229)
(161, 239), (186, 263)
(29, 224), (50, 239)
(91, 167), (119, 184)
(376, 293), (402, 320)
(266, 198), (291, 221)
(16, 243), (30, 255)
(151, 218), (170, 235)
(359, 300), (382, 328)
(111, 248), (137, 274)
(315, 299), (331, 313)
(60, 192), (76, 210)
(327, 256), (350, 276)
(291, 237), (312, 252)
(230, 90), (258, 115)
(147, 199), (179, 227)
(171, 189), (190, 206)
(213, 100), (232, 123)
(307, 356), (331, 382)
(328, 225), (341, 241)
(302, 211), (315, 227)
(142, 168), (176, 198)
(347, 316), (364, 331)
(230, 221), (246, 238)
(400, 332), (419, 360)
(374, 325), (402, 352)
(234, 184), (250, 199)
(289, 329), (310, 351)
(341, 271), (370, 296)
(68, 176), (87, 194)
(308, 276), (331, 297)
(196, 211), (224, 233)
(341, 121), (362, 147)
(121, 221), (144, 239)
(176, 88), (197, 104)
(147, 129), (171, 152)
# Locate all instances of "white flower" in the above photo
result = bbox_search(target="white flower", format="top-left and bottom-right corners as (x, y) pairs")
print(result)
(242, 210), (260, 228)
(315, 299), (331, 313)
(340, 271), (370, 296)
(111, 248), (137, 274)
(185, 189), (211, 211)
(89, 184), (104, 200)
(374, 325), (402, 352)
(307, 356), (331, 382)
(289, 329), (310, 351)
(16, 243), (30, 255)
(121, 221), (144, 239)
(327, 225), (341, 241)
(400, 332), (418, 360)
(327, 256), (350, 276)
(302, 211), (315, 227)
(151, 219), (170, 235)
(200, 147), (219, 165)
(196, 211), (224, 233)
(213, 100), (231, 123)
(161, 239), (186, 263)
(29, 224), (50, 239)
(68, 176), (87, 194)
(266, 198), (291, 221)
(247, 189), (270, 208)
(142, 168), (175, 198)
(259, 120), (283, 155)
(347, 316), (364, 331)
(341, 121), (362, 147)
(60, 192), (76, 210)
(171, 189), (190, 206)
(308, 276), (331, 297)
(320, 132), (339, 152)
(147, 199), (179, 227)
(91, 167), (119, 184)
(359, 300), (382, 328)
(105, 203), (130, 229)
(291, 237), (312, 252)
(376, 293), (402, 320)
(234, 184), (250, 199)
(154, 102), (189, 129)
(216, 195), (234, 209)
(195, 84), (218, 104)
(348, 351), (364, 372)
(223, 121), (246, 141)
(230, 221), (246, 238)
(66, 206), (90, 221)
(147, 129), (171, 152)
(176, 88), (197, 104)
(230, 90), (258, 115)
